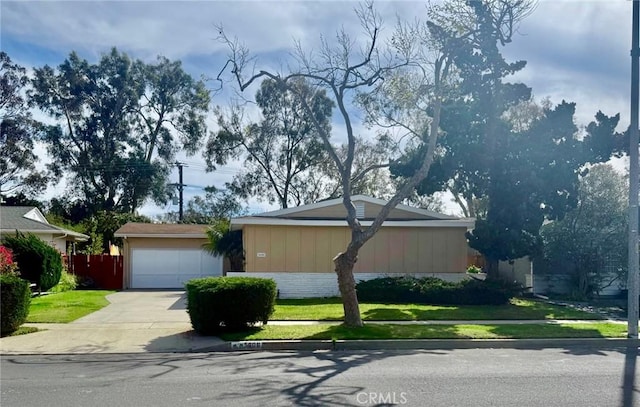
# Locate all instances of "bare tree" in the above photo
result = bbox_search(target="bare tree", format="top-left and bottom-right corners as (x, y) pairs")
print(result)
(302, 135), (398, 202)
(217, 3), (448, 327)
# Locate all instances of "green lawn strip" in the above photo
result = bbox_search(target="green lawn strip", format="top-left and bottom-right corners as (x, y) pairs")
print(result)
(26, 290), (115, 323)
(1, 326), (40, 338)
(272, 298), (602, 321)
(220, 322), (626, 341)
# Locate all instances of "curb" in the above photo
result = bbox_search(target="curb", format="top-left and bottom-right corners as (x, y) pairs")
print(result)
(194, 337), (640, 353)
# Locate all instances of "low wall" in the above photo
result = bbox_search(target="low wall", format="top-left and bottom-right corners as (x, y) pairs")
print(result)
(532, 273), (622, 297)
(225, 272), (466, 299)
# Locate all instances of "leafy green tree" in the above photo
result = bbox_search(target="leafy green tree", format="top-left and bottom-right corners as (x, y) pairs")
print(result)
(47, 205), (151, 254)
(208, 77), (334, 208)
(391, 1), (623, 277)
(0, 52), (49, 196)
(31, 48), (210, 215)
(203, 219), (244, 271)
(540, 164), (628, 299)
(158, 186), (246, 224)
(0, 193), (43, 208)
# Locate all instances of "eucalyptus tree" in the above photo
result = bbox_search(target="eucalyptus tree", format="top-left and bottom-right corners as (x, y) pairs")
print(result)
(207, 77), (333, 208)
(31, 48), (209, 215)
(0, 52), (49, 196)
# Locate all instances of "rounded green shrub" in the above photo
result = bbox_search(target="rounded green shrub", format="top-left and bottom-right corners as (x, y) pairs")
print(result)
(3, 232), (63, 291)
(1, 274), (31, 335)
(185, 276), (277, 335)
(50, 268), (78, 293)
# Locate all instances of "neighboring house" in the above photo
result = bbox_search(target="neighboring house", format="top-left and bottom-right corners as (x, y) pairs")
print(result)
(0, 206), (89, 253)
(228, 195), (475, 298)
(114, 223), (223, 289)
(467, 247), (533, 290)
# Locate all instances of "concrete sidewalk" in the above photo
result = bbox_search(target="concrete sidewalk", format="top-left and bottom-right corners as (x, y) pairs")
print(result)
(0, 322), (225, 354)
(0, 318), (630, 355)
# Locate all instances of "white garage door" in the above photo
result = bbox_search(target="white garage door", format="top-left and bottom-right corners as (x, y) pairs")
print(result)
(131, 248), (223, 289)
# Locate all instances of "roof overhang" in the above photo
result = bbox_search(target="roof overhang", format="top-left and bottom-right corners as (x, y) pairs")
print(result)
(252, 194), (458, 220)
(231, 217), (475, 230)
(0, 229), (89, 242)
(113, 233), (206, 239)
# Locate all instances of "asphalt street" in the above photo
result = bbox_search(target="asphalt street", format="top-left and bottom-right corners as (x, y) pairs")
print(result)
(1, 346), (638, 407)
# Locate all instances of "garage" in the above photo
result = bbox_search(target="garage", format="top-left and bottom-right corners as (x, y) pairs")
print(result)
(130, 248), (222, 289)
(115, 223), (226, 289)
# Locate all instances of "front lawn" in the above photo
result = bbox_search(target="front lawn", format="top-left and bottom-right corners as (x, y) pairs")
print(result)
(221, 322), (626, 341)
(272, 298), (602, 321)
(27, 290), (114, 323)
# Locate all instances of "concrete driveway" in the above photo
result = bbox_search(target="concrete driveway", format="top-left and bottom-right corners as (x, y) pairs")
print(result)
(0, 291), (225, 354)
(73, 290), (191, 325)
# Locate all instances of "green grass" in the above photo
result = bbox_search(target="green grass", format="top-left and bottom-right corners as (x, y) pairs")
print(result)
(1, 326), (40, 337)
(26, 290), (114, 323)
(272, 298), (602, 321)
(220, 322), (626, 341)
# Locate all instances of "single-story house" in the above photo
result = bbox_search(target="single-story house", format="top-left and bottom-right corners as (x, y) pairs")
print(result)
(114, 223), (223, 289)
(228, 195), (475, 298)
(0, 206), (89, 253)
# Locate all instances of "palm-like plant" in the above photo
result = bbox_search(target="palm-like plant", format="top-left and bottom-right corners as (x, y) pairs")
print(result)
(203, 219), (244, 271)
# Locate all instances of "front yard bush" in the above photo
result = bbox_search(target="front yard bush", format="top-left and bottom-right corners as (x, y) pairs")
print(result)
(1, 274), (31, 335)
(185, 276), (277, 335)
(357, 276), (522, 306)
(3, 232), (63, 291)
(50, 268), (78, 293)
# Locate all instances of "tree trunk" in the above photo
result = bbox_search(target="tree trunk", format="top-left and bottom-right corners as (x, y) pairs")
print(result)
(486, 257), (500, 280)
(334, 248), (363, 327)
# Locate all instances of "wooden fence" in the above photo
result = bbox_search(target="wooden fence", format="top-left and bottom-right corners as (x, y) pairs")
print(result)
(70, 254), (123, 290)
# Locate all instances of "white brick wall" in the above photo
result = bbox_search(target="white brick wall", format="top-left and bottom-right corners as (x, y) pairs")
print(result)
(226, 272), (466, 299)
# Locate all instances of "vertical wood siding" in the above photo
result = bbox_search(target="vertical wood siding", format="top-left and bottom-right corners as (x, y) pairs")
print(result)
(243, 225), (467, 274)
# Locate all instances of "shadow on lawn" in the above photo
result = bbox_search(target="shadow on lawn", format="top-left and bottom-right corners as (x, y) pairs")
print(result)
(361, 300), (605, 321)
(361, 305), (517, 321)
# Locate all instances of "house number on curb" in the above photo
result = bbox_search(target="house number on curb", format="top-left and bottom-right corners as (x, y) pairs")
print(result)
(230, 341), (264, 349)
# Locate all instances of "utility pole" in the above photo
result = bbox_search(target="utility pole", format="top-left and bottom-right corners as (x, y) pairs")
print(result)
(176, 162), (186, 222)
(628, 0), (639, 339)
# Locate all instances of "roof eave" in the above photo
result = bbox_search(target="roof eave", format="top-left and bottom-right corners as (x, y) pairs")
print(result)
(231, 217), (475, 228)
(249, 195), (457, 220)
(113, 233), (207, 239)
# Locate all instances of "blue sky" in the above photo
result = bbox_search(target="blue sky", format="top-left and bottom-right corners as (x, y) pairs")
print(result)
(0, 0), (633, 217)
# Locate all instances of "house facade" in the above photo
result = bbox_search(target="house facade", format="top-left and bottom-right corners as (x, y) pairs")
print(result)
(114, 223), (223, 289)
(228, 195), (475, 298)
(0, 206), (89, 253)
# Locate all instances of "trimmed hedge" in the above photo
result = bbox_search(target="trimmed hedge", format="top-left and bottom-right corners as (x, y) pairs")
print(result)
(185, 276), (277, 335)
(3, 232), (63, 291)
(356, 276), (522, 306)
(1, 274), (31, 335)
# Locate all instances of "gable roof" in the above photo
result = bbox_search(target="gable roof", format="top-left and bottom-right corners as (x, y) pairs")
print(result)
(251, 195), (457, 220)
(114, 222), (210, 238)
(0, 206), (89, 241)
